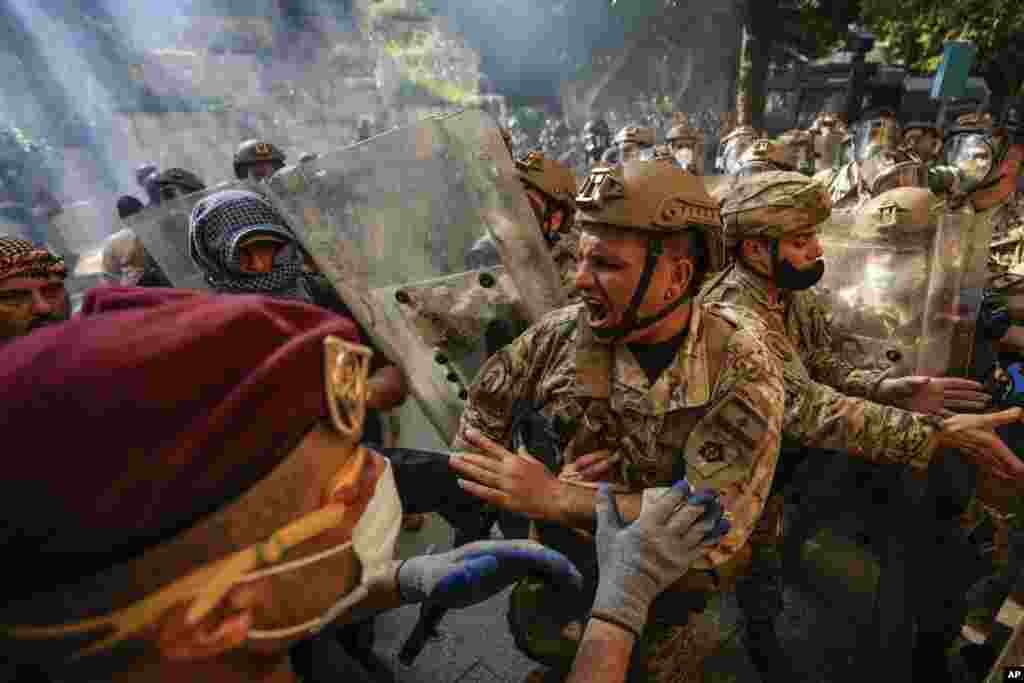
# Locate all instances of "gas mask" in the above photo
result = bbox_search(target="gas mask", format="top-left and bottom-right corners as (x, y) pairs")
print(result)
(944, 130), (1002, 190)
(672, 144), (696, 172)
(854, 116), (901, 164)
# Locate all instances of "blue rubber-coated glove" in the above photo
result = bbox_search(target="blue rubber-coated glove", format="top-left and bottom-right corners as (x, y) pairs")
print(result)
(396, 540), (583, 609)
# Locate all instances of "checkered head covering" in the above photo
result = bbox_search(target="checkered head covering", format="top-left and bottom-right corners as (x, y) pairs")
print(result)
(0, 236), (66, 282)
(189, 190), (311, 302)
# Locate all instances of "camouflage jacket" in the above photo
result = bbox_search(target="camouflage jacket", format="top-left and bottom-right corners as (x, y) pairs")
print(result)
(453, 300), (785, 570)
(701, 262), (942, 468)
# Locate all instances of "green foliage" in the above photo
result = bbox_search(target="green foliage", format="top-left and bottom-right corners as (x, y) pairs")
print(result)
(384, 32), (479, 105)
(368, 0), (433, 23)
(860, 0), (1024, 79)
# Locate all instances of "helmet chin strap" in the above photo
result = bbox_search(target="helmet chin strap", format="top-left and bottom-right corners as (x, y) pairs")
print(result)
(592, 237), (689, 341)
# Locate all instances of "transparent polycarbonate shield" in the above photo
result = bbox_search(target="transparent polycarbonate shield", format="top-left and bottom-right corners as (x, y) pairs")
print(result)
(264, 110), (566, 443)
(917, 207), (991, 377)
(816, 210), (933, 376)
(49, 201), (107, 256)
(124, 186), (245, 292)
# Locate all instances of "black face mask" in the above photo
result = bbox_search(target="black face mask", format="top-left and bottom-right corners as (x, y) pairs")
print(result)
(772, 243), (824, 290)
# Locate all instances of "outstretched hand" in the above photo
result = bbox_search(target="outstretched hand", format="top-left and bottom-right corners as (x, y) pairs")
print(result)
(397, 540), (582, 610)
(938, 408), (1024, 480)
(877, 375), (991, 416)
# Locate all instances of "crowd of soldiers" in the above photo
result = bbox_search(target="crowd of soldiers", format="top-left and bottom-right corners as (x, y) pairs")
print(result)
(2, 98), (1024, 683)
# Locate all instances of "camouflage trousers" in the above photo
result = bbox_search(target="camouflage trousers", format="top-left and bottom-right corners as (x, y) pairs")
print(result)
(508, 575), (722, 683)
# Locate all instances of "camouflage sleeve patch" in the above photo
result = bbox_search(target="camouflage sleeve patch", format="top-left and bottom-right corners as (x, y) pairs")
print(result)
(782, 361), (941, 469)
(686, 326), (784, 570)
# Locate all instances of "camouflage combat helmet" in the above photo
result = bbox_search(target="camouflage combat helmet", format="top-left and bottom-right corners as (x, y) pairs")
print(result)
(613, 125), (656, 147)
(233, 139), (286, 180)
(719, 170), (831, 248)
(575, 159), (726, 338)
(717, 124), (761, 174)
(515, 151), (576, 208)
(735, 138), (793, 175)
(576, 159), (725, 271)
(666, 114), (703, 145)
(852, 187), (938, 241)
(720, 124), (759, 146)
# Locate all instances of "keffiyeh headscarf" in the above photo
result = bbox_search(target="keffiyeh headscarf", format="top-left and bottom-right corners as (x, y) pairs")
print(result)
(188, 190), (311, 302)
(0, 235), (66, 282)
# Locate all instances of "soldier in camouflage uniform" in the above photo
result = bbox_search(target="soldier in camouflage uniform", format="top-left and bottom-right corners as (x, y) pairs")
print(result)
(233, 139), (287, 182)
(777, 129), (816, 176)
(601, 125), (656, 166)
(715, 124), (759, 175)
(901, 121), (944, 166)
(664, 114), (705, 174)
(449, 159), (788, 682)
(808, 113), (849, 179)
(822, 108), (930, 210)
(466, 151), (579, 302)
(700, 171), (1024, 681)
(731, 138), (795, 177)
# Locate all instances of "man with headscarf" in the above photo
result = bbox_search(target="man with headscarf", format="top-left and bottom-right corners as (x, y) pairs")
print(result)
(0, 235), (68, 343)
(0, 287), (585, 683)
(187, 189), (409, 436)
(188, 188), (411, 676)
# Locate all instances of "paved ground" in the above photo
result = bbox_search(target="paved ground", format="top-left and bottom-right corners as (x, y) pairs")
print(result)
(371, 512), (885, 683)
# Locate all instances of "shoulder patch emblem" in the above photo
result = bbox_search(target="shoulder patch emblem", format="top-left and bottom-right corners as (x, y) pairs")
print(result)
(698, 441), (725, 463)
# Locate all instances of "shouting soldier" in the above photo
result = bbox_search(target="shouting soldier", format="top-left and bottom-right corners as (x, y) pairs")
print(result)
(449, 159), (788, 682)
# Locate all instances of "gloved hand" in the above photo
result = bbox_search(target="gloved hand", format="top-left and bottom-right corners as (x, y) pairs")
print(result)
(397, 540), (583, 609)
(589, 480), (728, 638)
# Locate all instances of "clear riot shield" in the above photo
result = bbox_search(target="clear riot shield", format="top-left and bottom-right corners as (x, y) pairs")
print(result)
(264, 110), (566, 443)
(124, 182), (264, 292)
(815, 205), (990, 378)
(816, 210), (932, 376)
(918, 206), (993, 377)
